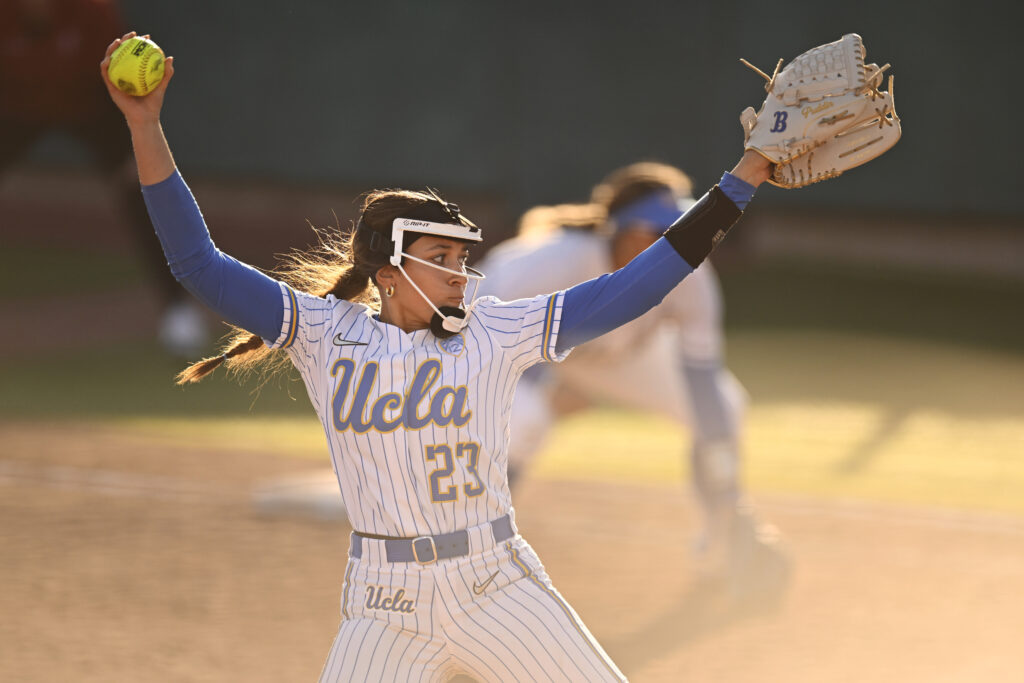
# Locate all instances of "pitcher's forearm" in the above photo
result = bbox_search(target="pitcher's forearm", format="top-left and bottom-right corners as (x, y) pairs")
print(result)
(127, 119), (177, 186)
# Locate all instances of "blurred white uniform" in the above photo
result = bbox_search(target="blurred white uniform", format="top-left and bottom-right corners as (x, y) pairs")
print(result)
(477, 228), (747, 482)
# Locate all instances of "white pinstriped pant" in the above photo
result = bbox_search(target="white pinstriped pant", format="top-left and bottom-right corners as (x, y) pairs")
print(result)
(319, 526), (625, 682)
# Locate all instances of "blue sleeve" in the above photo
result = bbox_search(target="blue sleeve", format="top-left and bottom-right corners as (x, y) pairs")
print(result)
(555, 172), (755, 353)
(718, 172), (756, 210)
(556, 237), (692, 353)
(141, 170), (284, 342)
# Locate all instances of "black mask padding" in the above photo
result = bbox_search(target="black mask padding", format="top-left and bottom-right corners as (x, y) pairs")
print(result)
(430, 306), (466, 339)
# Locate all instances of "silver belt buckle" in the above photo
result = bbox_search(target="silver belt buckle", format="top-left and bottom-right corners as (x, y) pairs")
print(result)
(412, 536), (438, 565)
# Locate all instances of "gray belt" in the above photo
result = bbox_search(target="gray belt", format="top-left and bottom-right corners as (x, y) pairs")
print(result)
(351, 514), (514, 565)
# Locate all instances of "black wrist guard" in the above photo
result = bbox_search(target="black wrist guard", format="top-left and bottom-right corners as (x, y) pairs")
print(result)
(662, 185), (743, 268)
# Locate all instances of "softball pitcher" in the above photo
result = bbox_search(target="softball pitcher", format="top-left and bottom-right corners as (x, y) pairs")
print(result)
(102, 28), (897, 683)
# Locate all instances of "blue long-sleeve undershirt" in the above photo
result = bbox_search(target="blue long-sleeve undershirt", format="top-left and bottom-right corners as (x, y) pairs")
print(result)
(555, 239), (692, 352)
(553, 171), (753, 352)
(142, 170), (283, 342)
(141, 170), (750, 354)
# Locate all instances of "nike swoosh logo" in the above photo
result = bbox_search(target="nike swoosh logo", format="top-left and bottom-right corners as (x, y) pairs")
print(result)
(472, 570), (500, 595)
(333, 334), (368, 347)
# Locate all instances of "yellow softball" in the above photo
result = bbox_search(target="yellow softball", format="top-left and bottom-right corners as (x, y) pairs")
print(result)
(107, 36), (165, 96)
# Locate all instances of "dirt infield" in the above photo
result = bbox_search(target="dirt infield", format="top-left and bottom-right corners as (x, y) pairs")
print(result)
(3, 422), (1024, 682)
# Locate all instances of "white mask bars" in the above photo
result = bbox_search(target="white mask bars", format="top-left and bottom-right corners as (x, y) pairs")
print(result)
(390, 218), (486, 333)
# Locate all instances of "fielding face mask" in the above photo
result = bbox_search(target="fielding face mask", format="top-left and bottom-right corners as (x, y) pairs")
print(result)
(390, 218), (486, 335)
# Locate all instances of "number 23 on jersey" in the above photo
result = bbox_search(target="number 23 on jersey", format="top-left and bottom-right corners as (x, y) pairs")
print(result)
(426, 442), (485, 502)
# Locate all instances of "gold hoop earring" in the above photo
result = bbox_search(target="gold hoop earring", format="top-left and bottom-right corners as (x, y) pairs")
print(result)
(385, 285), (395, 298)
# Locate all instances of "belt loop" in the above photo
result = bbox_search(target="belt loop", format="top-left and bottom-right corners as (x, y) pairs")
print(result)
(350, 533), (363, 559)
(490, 513), (515, 544)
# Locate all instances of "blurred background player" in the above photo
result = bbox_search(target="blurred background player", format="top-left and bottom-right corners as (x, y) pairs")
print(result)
(477, 161), (790, 599)
(0, 0), (207, 356)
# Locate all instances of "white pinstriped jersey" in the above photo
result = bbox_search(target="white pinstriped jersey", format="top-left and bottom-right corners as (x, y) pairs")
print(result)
(267, 286), (570, 537)
(478, 229), (724, 363)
